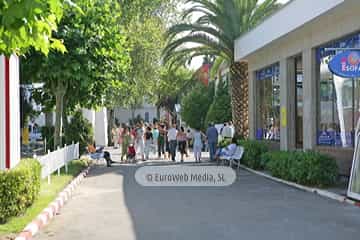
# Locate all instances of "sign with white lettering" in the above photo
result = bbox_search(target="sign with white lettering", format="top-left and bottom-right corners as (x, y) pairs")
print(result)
(328, 51), (360, 78)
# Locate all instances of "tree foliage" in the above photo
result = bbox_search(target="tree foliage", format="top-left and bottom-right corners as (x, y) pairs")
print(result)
(181, 81), (214, 130)
(205, 79), (232, 126)
(0, 0), (80, 55)
(21, 0), (131, 147)
(163, 0), (280, 67)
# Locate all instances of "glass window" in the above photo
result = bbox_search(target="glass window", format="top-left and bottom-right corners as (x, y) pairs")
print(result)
(256, 63), (280, 141)
(317, 33), (360, 148)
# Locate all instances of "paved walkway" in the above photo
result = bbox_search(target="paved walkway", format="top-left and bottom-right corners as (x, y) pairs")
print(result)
(34, 150), (360, 240)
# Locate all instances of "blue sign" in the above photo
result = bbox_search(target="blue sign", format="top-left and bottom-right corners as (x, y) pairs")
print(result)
(328, 50), (360, 78)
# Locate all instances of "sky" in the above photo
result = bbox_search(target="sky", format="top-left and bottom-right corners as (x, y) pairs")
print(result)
(186, 0), (290, 69)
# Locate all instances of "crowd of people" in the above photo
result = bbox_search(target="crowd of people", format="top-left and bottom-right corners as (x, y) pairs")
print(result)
(110, 122), (208, 163)
(100, 121), (237, 165)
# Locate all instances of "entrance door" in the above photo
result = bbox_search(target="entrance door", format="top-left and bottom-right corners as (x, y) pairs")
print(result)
(295, 57), (303, 147)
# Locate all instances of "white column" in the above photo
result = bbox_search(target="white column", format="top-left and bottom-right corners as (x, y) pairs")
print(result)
(95, 107), (108, 146)
(248, 70), (256, 140)
(302, 48), (318, 150)
(280, 58), (296, 150)
(9, 55), (20, 168)
(0, 56), (6, 170)
(0, 55), (21, 170)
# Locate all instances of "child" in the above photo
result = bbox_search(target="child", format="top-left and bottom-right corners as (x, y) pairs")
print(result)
(127, 144), (136, 163)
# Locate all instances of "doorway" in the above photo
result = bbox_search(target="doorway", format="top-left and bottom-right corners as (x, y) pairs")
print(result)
(295, 56), (303, 147)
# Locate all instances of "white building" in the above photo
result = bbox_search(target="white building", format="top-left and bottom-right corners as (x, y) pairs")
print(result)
(113, 102), (164, 125)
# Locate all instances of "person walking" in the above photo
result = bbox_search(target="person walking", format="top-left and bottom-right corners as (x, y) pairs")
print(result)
(192, 127), (204, 163)
(167, 123), (178, 161)
(158, 124), (166, 158)
(222, 122), (233, 140)
(144, 126), (153, 160)
(229, 121), (235, 138)
(152, 124), (159, 154)
(177, 126), (187, 163)
(121, 127), (131, 162)
(135, 123), (145, 161)
(186, 128), (193, 157)
(111, 126), (118, 148)
(206, 123), (218, 162)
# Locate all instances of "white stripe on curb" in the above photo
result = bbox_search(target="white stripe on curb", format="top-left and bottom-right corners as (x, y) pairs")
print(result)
(239, 164), (360, 207)
(15, 166), (91, 240)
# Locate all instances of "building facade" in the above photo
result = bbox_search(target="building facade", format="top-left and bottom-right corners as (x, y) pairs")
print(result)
(235, 0), (359, 176)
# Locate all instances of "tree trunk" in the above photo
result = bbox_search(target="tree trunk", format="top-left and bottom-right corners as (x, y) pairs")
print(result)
(107, 109), (114, 146)
(230, 61), (249, 138)
(62, 110), (68, 143)
(45, 112), (53, 126)
(54, 86), (66, 149)
(156, 105), (160, 120)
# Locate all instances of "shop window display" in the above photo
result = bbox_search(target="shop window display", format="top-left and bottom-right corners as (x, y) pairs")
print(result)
(317, 33), (360, 148)
(255, 63), (280, 141)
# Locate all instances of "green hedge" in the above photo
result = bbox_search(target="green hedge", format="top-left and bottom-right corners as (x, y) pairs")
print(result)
(262, 151), (338, 187)
(238, 140), (269, 170)
(0, 159), (41, 223)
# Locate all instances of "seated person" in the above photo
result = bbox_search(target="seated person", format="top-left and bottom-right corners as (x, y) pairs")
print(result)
(87, 142), (113, 167)
(215, 138), (237, 161)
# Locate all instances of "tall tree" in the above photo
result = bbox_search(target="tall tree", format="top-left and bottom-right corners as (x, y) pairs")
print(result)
(22, 0), (130, 148)
(163, 0), (280, 137)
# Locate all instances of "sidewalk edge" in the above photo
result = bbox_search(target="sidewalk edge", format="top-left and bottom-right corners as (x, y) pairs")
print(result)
(239, 164), (360, 207)
(14, 166), (91, 240)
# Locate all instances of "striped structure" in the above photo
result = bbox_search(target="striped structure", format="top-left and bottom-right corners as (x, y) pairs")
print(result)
(0, 55), (20, 170)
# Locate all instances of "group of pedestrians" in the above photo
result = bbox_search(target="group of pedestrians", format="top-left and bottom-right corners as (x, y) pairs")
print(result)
(111, 121), (235, 163)
(111, 122), (205, 163)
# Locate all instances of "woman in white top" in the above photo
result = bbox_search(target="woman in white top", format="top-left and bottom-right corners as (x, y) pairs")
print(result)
(192, 128), (204, 163)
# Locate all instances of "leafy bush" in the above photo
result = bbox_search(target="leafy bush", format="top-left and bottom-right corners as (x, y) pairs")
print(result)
(0, 159), (41, 223)
(238, 140), (269, 170)
(218, 138), (232, 148)
(65, 111), (94, 154)
(263, 151), (338, 187)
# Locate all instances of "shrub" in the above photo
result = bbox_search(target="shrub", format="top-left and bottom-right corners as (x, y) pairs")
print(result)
(263, 151), (338, 187)
(218, 138), (232, 148)
(65, 111), (94, 154)
(0, 159), (41, 223)
(238, 140), (269, 170)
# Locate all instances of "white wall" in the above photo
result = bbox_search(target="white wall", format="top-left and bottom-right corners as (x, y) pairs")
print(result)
(95, 108), (108, 146)
(82, 109), (96, 129)
(114, 103), (160, 125)
(0, 55), (20, 170)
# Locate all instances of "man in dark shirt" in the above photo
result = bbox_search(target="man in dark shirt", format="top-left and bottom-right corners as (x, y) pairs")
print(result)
(206, 123), (218, 162)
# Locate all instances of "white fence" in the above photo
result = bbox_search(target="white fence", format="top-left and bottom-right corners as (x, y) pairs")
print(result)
(34, 142), (79, 184)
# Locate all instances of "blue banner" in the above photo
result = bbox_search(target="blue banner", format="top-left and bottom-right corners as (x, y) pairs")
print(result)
(256, 63), (279, 80)
(328, 51), (360, 78)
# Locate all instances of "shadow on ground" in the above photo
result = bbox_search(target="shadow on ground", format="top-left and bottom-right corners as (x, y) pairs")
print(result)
(86, 160), (360, 240)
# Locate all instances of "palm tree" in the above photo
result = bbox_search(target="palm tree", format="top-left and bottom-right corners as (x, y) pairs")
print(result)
(163, 0), (280, 137)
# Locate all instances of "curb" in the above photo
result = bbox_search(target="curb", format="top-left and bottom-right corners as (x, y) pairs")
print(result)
(15, 166), (91, 240)
(239, 164), (360, 207)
